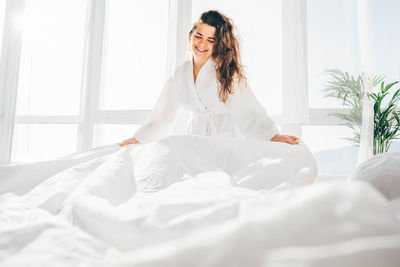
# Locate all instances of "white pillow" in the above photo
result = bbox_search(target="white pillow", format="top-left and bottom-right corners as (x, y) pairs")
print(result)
(351, 152), (400, 200)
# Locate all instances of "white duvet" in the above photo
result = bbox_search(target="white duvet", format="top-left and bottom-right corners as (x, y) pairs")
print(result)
(1, 135), (399, 267)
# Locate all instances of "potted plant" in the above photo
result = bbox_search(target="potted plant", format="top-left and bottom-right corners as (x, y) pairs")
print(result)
(322, 69), (400, 155)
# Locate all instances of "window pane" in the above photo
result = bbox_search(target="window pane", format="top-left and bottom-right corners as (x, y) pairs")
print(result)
(371, 0), (400, 83)
(93, 124), (140, 147)
(192, 0), (282, 115)
(100, 0), (169, 110)
(302, 125), (358, 176)
(11, 124), (78, 162)
(15, 0), (88, 116)
(302, 125), (355, 153)
(307, 0), (361, 108)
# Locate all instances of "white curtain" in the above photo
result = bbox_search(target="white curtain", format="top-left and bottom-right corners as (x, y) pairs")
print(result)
(281, 0), (309, 136)
(357, 0), (374, 164)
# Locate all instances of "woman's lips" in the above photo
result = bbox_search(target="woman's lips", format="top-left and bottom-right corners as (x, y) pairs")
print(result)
(195, 46), (207, 53)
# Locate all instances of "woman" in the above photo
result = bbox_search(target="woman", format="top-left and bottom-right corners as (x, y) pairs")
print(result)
(120, 10), (299, 146)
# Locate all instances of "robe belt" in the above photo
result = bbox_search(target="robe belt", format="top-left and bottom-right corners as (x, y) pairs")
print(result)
(189, 111), (230, 136)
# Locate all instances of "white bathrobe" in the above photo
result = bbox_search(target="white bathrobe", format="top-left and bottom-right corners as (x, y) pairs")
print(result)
(134, 57), (279, 143)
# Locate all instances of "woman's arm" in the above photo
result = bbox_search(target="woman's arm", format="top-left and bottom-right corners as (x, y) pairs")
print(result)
(227, 81), (279, 140)
(227, 82), (298, 144)
(120, 77), (182, 146)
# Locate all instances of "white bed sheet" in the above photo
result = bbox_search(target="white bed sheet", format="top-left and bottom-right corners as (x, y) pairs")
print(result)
(0, 135), (399, 267)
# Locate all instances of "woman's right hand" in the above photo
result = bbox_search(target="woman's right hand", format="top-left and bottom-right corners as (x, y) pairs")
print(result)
(270, 134), (299, 145)
(119, 137), (140, 147)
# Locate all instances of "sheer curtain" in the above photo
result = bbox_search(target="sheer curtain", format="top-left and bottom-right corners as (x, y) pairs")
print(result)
(94, 0), (169, 147)
(0, 0), (399, 168)
(11, 0), (87, 161)
(0, 0), (170, 162)
(357, 0), (374, 164)
(305, 0), (362, 164)
(357, 0), (400, 164)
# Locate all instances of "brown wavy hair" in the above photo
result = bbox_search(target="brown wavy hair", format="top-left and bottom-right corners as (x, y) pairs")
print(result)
(189, 10), (246, 102)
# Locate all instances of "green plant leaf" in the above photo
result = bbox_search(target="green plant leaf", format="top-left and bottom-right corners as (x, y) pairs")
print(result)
(322, 71), (400, 150)
(384, 81), (399, 94)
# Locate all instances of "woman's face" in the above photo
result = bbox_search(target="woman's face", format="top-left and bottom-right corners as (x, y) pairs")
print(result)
(191, 23), (216, 62)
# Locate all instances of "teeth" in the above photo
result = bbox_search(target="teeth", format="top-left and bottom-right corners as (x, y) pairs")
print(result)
(196, 47), (206, 52)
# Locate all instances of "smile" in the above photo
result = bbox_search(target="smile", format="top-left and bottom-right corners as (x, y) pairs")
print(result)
(195, 46), (208, 53)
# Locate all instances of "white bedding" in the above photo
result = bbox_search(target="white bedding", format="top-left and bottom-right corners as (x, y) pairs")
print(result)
(1, 135), (399, 267)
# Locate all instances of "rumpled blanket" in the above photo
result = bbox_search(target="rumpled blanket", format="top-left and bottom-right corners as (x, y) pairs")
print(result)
(1, 135), (399, 267)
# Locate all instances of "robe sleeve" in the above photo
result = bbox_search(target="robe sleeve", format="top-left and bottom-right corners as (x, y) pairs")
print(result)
(227, 81), (279, 141)
(133, 76), (182, 143)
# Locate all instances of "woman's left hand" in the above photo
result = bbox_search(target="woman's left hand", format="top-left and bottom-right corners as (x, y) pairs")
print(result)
(270, 134), (299, 145)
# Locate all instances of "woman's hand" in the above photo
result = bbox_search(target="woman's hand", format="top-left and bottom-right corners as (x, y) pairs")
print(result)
(270, 134), (299, 145)
(119, 137), (140, 147)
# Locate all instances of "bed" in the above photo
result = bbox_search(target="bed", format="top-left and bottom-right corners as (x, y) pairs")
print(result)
(1, 135), (399, 267)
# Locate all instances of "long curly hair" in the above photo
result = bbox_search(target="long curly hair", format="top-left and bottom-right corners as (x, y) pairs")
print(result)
(189, 10), (246, 102)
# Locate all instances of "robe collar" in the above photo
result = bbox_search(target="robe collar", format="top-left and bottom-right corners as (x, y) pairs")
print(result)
(191, 56), (216, 74)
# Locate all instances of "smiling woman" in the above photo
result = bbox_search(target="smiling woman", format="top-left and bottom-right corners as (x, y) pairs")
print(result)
(120, 10), (300, 146)
(189, 11), (246, 103)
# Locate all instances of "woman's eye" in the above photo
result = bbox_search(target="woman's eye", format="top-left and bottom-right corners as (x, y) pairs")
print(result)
(208, 40), (215, 43)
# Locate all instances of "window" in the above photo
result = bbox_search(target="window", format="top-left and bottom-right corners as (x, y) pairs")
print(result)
(307, 0), (361, 109)
(5, 0), (170, 162)
(93, 124), (140, 147)
(100, 0), (169, 110)
(96, 0), (169, 145)
(1, 0), (398, 172)
(11, 124), (78, 162)
(306, 0), (400, 174)
(11, 0), (88, 162)
(371, 0), (400, 85)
